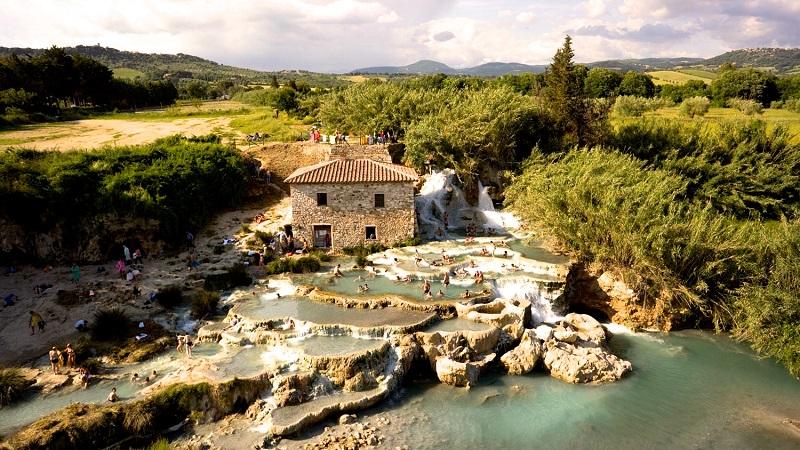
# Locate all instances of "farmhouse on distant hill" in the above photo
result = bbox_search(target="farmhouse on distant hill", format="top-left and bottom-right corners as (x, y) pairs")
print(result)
(285, 147), (418, 249)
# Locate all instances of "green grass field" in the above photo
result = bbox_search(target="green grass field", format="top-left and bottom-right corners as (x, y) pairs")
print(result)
(646, 69), (715, 85)
(112, 67), (146, 80)
(613, 106), (800, 142)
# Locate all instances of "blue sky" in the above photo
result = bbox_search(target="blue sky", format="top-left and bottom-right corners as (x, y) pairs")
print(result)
(1, 0), (799, 72)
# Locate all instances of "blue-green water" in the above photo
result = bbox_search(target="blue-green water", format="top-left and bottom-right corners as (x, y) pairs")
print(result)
(373, 330), (800, 449)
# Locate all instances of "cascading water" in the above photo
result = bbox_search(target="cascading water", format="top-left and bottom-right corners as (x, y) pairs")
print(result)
(416, 170), (520, 238)
(491, 277), (565, 323)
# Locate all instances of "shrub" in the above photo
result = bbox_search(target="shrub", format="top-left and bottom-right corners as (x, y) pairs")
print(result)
(727, 98), (763, 115)
(342, 243), (387, 257)
(770, 100), (784, 109)
(91, 308), (132, 341)
(0, 367), (33, 406)
(355, 255), (369, 267)
(191, 290), (220, 319)
(203, 264), (252, 291)
(612, 95), (670, 117)
(265, 255), (321, 275)
(254, 230), (273, 246)
(149, 438), (171, 450)
(679, 96), (710, 117)
(156, 286), (183, 308)
(124, 402), (154, 434)
(784, 98), (800, 113)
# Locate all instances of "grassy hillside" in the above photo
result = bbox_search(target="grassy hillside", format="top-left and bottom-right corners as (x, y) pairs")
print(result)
(0, 45), (349, 87)
(702, 48), (800, 73)
(112, 67), (146, 80)
(646, 70), (715, 85)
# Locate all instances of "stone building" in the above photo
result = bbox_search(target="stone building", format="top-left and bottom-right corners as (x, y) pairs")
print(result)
(285, 154), (418, 249)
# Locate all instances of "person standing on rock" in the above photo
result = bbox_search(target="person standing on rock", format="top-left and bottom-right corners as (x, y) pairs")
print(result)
(442, 272), (450, 290)
(123, 244), (131, 264)
(49, 347), (60, 374)
(64, 343), (76, 369)
(70, 264), (80, 284)
(29, 310), (45, 335)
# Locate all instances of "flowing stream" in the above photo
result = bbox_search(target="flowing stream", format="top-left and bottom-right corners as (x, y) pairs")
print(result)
(2, 170), (799, 449)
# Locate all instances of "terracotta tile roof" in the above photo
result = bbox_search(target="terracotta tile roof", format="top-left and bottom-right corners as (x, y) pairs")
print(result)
(284, 158), (418, 184)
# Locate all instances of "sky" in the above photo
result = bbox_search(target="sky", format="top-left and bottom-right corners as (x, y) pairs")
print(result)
(1, 0), (800, 73)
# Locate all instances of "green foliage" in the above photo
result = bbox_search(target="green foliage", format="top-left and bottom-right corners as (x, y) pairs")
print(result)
(149, 438), (171, 450)
(608, 119), (800, 219)
(0, 136), (248, 248)
(618, 71), (656, 97)
(355, 255), (369, 267)
(265, 255), (321, 275)
(156, 286), (183, 308)
(123, 401), (154, 434)
(780, 98), (800, 113)
(727, 98), (763, 115)
(203, 264), (252, 291)
(711, 68), (779, 106)
(506, 148), (760, 322)
(612, 96), (671, 117)
(91, 308), (131, 341)
(0, 367), (32, 406)
(403, 87), (554, 179)
(191, 290), (220, 319)
(658, 79), (708, 103)
(679, 96), (710, 117)
(584, 68), (623, 98)
(342, 243), (387, 257)
(733, 222), (800, 377)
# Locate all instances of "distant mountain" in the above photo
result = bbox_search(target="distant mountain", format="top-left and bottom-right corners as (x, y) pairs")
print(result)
(587, 57), (704, 72)
(351, 49), (800, 76)
(702, 48), (800, 73)
(0, 45), (349, 87)
(352, 59), (546, 76)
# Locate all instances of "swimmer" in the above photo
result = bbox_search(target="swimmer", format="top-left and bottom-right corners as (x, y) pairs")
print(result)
(436, 289), (445, 298)
(460, 290), (472, 299)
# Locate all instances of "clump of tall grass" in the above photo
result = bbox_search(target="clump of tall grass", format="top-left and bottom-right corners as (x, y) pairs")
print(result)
(0, 367), (33, 406)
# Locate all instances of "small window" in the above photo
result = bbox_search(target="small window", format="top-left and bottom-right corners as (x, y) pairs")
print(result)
(365, 226), (377, 240)
(374, 193), (385, 208)
(317, 192), (327, 206)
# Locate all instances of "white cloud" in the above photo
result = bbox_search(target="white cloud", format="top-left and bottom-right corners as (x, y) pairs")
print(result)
(0, 0), (798, 72)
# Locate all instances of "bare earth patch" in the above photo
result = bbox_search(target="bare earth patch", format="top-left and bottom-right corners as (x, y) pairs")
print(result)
(0, 117), (238, 151)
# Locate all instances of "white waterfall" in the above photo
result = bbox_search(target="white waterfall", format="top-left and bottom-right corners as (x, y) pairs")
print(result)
(492, 277), (564, 324)
(416, 170), (520, 238)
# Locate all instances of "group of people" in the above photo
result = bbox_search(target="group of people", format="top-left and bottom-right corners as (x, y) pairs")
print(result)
(176, 335), (195, 357)
(130, 370), (159, 385)
(47, 343), (76, 374)
(367, 130), (395, 145)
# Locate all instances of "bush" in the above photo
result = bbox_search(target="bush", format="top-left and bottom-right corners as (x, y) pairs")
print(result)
(156, 286), (183, 308)
(191, 290), (220, 319)
(727, 98), (763, 115)
(612, 96), (671, 117)
(265, 255), (321, 275)
(355, 255), (369, 267)
(0, 136), (249, 255)
(0, 367), (33, 406)
(679, 96), (710, 117)
(124, 402), (155, 434)
(254, 230), (273, 246)
(342, 243), (387, 257)
(149, 438), (171, 450)
(203, 264), (252, 291)
(784, 98), (800, 113)
(91, 308), (131, 342)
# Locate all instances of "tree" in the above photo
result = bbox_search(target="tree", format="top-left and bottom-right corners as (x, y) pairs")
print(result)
(272, 87), (298, 114)
(544, 35), (607, 147)
(711, 68), (778, 106)
(659, 79), (707, 103)
(618, 71), (655, 97)
(679, 96), (710, 118)
(584, 68), (622, 98)
(270, 75), (280, 89)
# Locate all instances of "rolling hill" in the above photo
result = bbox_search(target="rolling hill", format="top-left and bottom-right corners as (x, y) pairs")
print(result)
(702, 48), (800, 73)
(0, 45), (349, 87)
(351, 60), (546, 75)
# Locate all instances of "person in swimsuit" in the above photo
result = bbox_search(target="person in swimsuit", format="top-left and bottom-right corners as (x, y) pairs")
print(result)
(64, 343), (76, 369)
(107, 387), (118, 402)
(49, 347), (60, 374)
(29, 310), (44, 335)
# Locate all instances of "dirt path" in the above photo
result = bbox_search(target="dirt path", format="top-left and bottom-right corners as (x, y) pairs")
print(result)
(0, 117), (238, 151)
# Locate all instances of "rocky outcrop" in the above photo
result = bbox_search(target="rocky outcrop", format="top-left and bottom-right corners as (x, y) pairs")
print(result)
(300, 342), (392, 387)
(435, 357), (479, 387)
(500, 329), (542, 375)
(564, 263), (691, 331)
(455, 297), (531, 328)
(543, 340), (631, 384)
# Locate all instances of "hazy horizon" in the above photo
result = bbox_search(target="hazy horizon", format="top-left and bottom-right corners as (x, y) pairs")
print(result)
(2, 0), (800, 73)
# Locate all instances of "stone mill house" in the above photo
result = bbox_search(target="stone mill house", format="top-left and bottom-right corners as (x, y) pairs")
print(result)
(284, 147), (418, 249)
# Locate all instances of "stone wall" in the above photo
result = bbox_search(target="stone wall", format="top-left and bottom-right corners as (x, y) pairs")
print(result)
(291, 182), (415, 249)
(327, 145), (392, 163)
